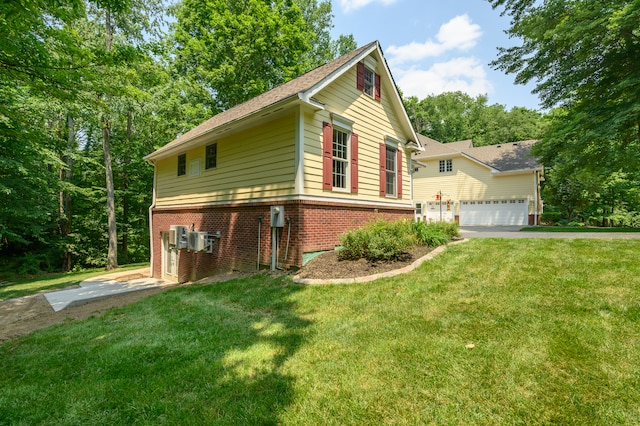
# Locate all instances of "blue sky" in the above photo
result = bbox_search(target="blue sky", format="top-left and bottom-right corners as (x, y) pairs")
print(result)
(329, 0), (541, 110)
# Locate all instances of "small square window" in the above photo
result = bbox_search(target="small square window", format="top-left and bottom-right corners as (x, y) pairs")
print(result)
(439, 159), (453, 173)
(205, 143), (217, 169)
(177, 154), (186, 176)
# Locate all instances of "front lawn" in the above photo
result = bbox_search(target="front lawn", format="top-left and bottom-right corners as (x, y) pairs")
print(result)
(1, 240), (639, 424)
(522, 226), (640, 232)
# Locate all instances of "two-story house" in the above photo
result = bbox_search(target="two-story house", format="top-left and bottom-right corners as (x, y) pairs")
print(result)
(412, 134), (543, 226)
(144, 41), (422, 282)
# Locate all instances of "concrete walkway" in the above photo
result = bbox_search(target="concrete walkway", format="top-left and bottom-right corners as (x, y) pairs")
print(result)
(460, 226), (640, 239)
(44, 268), (169, 312)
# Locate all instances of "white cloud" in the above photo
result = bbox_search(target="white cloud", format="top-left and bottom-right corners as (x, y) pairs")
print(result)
(387, 14), (482, 65)
(340, 0), (398, 13)
(395, 57), (494, 99)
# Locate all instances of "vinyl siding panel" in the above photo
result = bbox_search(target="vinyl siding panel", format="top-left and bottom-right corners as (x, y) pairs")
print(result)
(155, 114), (296, 206)
(304, 62), (412, 206)
(413, 156), (536, 202)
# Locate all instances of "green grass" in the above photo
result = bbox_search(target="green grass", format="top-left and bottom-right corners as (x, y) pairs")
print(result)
(522, 226), (640, 232)
(1, 240), (640, 424)
(0, 263), (149, 302)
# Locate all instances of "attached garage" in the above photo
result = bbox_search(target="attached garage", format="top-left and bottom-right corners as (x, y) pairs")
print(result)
(459, 199), (528, 226)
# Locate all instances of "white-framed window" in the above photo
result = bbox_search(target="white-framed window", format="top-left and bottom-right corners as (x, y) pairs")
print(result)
(385, 145), (397, 197)
(332, 128), (349, 190)
(439, 159), (453, 173)
(364, 67), (375, 97)
(415, 202), (422, 215)
(357, 59), (380, 101)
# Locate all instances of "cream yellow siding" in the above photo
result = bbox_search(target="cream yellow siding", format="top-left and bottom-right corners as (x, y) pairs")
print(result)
(304, 61), (412, 206)
(413, 156), (536, 202)
(153, 52), (414, 208)
(155, 114), (296, 206)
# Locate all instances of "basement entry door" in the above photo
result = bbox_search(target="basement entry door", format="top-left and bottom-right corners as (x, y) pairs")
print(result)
(162, 233), (178, 280)
(459, 200), (528, 226)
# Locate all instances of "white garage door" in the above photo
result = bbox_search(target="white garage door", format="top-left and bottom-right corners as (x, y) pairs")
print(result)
(459, 200), (528, 226)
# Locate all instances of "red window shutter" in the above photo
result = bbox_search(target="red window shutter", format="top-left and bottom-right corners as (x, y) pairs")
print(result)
(350, 133), (358, 193)
(397, 149), (403, 199)
(356, 62), (365, 91)
(322, 122), (333, 190)
(379, 143), (386, 196)
(374, 73), (381, 101)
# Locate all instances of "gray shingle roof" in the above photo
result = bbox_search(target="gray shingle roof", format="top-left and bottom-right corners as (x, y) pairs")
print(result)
(414, 134), (541, 172)
(146, 42), (378, 160)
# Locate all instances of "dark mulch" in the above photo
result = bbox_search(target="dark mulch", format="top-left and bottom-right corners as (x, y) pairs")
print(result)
(295, 245), (434, 280)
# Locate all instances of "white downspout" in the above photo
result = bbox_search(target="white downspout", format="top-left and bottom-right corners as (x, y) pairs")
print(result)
(148, 161), (157, 277)
(294, 107), (305, 196)
(533, 170), (538, 225)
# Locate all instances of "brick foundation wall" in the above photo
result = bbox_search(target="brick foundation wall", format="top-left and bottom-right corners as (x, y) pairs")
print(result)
(151, 200), (413, 282)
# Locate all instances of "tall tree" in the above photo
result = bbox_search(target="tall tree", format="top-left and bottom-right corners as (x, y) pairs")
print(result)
(404, 91), (546, 145)
(0, 0), (86, 260)
(488, 0), (640, 163)
(85, 0), (164, 270)
(489, 0), (640, 225)
(170, 0), (353, 111)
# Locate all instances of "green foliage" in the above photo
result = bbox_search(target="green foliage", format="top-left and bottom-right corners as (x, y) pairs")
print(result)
(490, 0), (640, 223)
(338, 219), (417, 262)
(404, 91), (547, 145)
(430, 221), (461, 240)
(540, 211), (562, 225)
(0, 0), (355, 274)
(412, 221), (448, 247)
(338, 219), (458, 262)
(172, 0), (310, 110)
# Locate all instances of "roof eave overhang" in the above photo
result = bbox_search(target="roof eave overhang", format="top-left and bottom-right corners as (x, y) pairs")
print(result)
(491, 167), (543, 176)
(144, 95), (324, 164)
(413, 151), (462, 161)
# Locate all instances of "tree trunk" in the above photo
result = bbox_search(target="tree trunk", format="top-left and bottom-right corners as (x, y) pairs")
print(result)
(121, 108), (133, 264)
(60, 114), (75, 271)
(103, 8), (118, 270)
(102, 115), (118, 270)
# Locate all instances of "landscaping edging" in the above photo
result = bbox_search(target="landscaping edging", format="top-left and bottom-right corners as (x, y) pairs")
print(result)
(293, 238), (469, 285)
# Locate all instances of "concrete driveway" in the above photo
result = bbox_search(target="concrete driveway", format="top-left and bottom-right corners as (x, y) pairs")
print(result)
(459, 226), (640, 239)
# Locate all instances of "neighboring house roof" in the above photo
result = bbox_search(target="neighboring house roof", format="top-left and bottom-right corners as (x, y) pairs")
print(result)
(415, 135), (459, 157)
(145, 41), (419, 162)
(414, 134), (541, 173)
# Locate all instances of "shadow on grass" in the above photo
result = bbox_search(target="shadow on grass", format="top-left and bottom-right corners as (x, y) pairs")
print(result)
(0, 274), (310, 425)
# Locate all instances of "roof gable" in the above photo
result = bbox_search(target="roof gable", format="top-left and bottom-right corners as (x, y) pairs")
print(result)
(145, 41), (418, 161)
(414, 134), (541, 173)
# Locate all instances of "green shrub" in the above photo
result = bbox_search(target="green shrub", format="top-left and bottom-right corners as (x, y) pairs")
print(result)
(430, 221), (460, 239)
(338, 218), (416, 262)
(541, 211), (562, 225)
(338, 227), (371, 261)
(411, 221), (449, 247)
(338, 218), (457, 262)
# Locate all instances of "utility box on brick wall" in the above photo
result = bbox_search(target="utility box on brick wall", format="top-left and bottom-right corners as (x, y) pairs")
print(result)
(270, 206), (285, 227)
